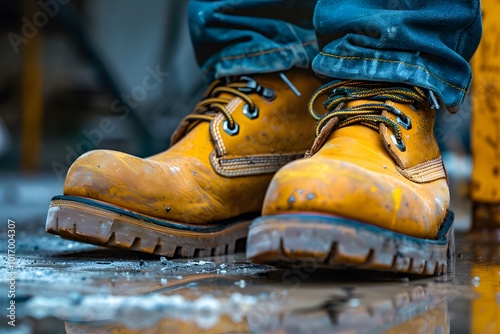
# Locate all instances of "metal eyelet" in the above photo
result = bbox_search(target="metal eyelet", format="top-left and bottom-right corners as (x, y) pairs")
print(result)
(243, 104), (259, 120)
(396, 115), (412, 130)
(261, 88), (276, 100)
(223, 120), (239, 136)
(238, 76), (275, 100)
(238, 76), (259, 92)
(391, 134), (406, 152)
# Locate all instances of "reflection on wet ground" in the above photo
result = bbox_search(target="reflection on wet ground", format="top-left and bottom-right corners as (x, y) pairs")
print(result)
(1, 228), (499, 334)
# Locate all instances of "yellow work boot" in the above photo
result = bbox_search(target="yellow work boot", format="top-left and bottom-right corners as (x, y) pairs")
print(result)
(247, 80), (454, 275)
(46, 69), (321, 257)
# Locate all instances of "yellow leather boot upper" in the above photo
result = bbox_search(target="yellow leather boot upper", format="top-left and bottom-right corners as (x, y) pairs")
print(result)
(262, 81), (450, 239)
(64, 69), (321, 224)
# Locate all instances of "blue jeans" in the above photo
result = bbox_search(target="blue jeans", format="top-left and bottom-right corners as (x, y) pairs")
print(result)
(188, 0), (482, 112)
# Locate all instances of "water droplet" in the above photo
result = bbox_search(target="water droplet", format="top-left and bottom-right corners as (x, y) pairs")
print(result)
(166, 207), (171, 212)
(194, 295), (221, 328)
(235, 279), (247, 288)
(307, 193), (315, 200)
(472, 276), (480, 287)
(288, 195), (296, 204)
(348, 298), (360, 307)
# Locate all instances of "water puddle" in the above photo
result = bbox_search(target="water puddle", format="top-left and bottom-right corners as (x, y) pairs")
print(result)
(1, 233), (499, 333)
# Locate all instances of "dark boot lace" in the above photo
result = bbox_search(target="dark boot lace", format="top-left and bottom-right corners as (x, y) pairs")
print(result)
(308, 80), (428, 152)
(181, 76), (275, 136)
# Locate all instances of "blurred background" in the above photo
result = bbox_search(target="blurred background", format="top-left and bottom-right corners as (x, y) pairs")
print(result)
(0, 0), (472, 229)
(0, 0), (204, 171)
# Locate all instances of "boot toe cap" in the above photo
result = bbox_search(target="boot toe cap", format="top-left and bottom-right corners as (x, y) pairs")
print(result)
(262, 158), (449, 238)
(63, 149), (226, 223)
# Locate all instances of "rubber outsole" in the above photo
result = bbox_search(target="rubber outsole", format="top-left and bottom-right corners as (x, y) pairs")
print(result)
(45, 195), (252, 257)
(246, 212), (455, 275)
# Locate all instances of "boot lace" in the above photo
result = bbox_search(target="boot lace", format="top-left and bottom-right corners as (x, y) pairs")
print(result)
(181, 76), (275, 136)
(308, 80), (428, 152)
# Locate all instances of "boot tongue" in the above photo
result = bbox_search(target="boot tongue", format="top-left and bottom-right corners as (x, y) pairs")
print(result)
(308, 80), (444, 175)
(306, 99), (385, 157)
(309, 97), (442, 171)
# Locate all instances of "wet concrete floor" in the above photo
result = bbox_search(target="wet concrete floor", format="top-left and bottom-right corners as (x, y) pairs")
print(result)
(0, 175), (499, 333)
(1, 224), (499, 333)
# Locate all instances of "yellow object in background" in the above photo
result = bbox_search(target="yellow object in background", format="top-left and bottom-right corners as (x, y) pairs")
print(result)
(471, 0), (500, 231)
(21, 0), (44, 172)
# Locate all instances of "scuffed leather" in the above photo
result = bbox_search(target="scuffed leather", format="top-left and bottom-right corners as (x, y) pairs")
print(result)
(262, 100), (450, 239)
(64, 69), (321, 224)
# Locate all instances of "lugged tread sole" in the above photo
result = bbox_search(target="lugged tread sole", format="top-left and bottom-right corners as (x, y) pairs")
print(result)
(45, 196), (251, 257)
(246, 212), (455, 275)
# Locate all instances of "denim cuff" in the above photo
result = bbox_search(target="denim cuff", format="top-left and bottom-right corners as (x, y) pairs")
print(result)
(201, 40), (319, 82)
(312, 50), (471, 113)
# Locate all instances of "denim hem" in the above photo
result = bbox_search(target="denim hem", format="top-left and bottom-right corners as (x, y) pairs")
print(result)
(201, 40), (318, 81)
(313, 51), (472, 113)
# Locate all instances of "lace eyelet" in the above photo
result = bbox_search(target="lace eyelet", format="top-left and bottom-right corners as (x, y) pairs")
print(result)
(243, 104), (259, 119)
(223, 120), (239, 136)
(396, 115), (412, 130)
(238, 76), (275, 100)
(391, 134), (406, 152)
(261, 88), (276, 100)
